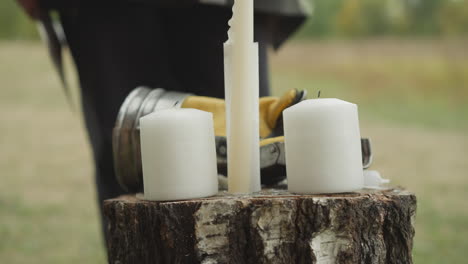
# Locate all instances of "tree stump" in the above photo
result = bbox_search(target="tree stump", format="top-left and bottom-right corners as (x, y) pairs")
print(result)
(104, 188), (416, 264)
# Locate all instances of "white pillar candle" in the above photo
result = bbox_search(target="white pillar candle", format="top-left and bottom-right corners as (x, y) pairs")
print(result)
(224, 0), (261, 193)
(140, 109), (218, 201)
(283, 99), (364, 194)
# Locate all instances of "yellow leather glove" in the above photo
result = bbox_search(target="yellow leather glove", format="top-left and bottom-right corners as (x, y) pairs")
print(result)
(182, 89), (306, 186)
(181, 89), (306, 143)
(113, 87), (307, 192)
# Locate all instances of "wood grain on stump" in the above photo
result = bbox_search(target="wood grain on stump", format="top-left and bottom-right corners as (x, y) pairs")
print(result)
(104, 189), (416, 264)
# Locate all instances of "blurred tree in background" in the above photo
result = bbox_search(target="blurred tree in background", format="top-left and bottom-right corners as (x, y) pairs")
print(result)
(405, 0), (443, 35)
(1, 0), (468, 40)
(296, 0), (468, 38)
(438, 0), (468, 35)
(0, 1), (38, 40)
(333, 0), (390, 37)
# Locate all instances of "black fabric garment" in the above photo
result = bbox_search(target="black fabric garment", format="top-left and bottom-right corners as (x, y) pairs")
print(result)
(43, 0), (310, 48)
(58, 3), (275, 245)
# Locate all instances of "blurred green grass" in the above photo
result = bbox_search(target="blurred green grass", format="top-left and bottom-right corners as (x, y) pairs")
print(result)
(272, 38), (468, 130)
(1, 39), (467, 263)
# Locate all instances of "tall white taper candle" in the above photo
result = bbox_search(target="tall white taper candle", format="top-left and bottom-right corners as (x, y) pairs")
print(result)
(224, 0), (261, 193)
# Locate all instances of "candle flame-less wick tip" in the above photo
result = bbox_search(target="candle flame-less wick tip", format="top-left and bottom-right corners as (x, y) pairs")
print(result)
(317, 90), (322, 98)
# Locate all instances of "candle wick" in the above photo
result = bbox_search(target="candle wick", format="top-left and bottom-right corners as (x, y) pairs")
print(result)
(173, 101), (179, 107)
(317, 90), (321, 98)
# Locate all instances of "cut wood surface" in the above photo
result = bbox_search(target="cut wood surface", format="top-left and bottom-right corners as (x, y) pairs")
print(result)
(104, 188), (416, 264)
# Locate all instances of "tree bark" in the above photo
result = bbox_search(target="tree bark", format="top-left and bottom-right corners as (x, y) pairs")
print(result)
(104, 188), (416, 264)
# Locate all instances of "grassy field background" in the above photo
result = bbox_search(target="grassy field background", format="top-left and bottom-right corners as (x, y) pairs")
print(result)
(1, 39), (467, 263)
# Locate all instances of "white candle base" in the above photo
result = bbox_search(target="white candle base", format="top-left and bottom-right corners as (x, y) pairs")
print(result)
(140, 109), (218, 201)
(284, 99), (364, 194)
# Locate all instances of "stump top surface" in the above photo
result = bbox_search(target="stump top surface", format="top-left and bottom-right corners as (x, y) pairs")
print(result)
(105, 187), (414, 205)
